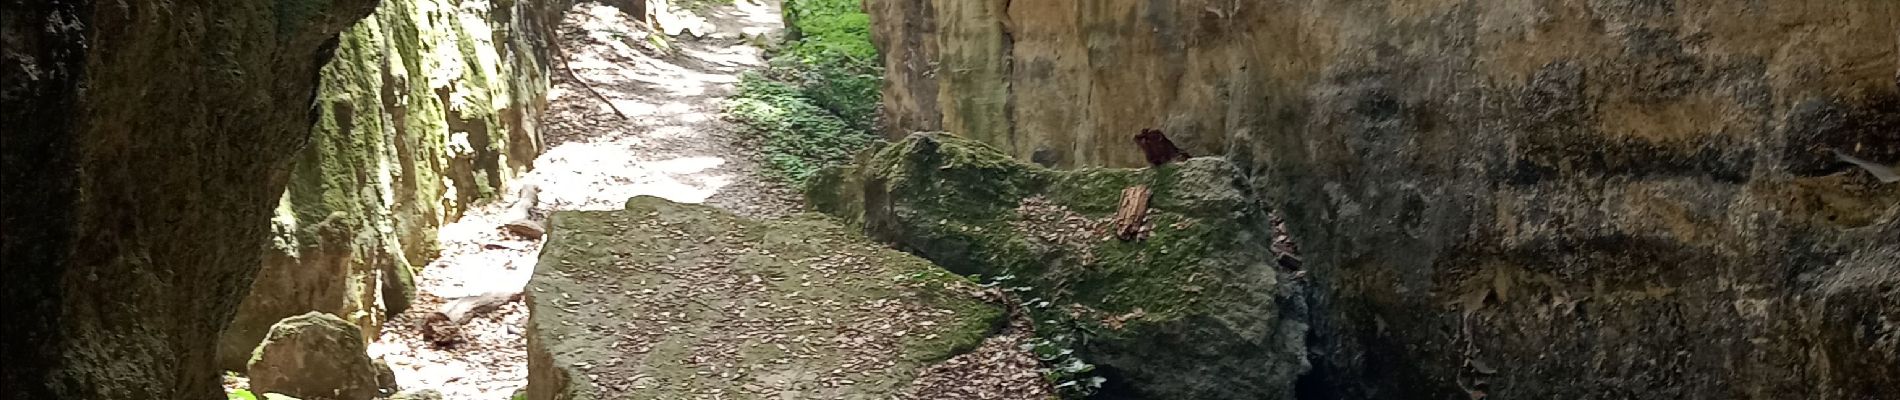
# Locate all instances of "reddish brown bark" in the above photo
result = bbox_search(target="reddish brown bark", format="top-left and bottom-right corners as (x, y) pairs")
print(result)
(1134, 128), (1190, 167)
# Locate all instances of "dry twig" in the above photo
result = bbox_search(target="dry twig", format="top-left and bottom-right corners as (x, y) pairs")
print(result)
(548, 19), (632, 120)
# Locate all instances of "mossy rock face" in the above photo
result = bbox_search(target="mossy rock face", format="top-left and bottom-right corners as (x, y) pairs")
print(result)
(524, 196), (1002, 400)
(806, 133), (1307, 400)
(218, 0), (562, 370)
(247, 312), (380, 400)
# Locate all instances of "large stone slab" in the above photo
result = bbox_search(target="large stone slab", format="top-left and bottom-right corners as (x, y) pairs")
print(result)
(525, 196), (1002, 399)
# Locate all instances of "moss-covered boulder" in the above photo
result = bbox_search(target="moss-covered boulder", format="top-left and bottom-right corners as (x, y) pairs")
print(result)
(247, 312), (381, 400)
(805, 133), (1307, 400)
(524, 196), (1002, 400)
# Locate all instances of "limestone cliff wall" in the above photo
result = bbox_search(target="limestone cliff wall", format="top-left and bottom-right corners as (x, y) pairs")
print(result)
(868, 1), (1899, 398)
(0, 0), (378, 397)
(217, 0), (563, 369)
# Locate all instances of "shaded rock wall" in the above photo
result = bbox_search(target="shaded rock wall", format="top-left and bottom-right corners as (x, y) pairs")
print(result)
(217, 0), (564, 369)
(866, 1), (1900, 399)
(0, 0), (378, 397)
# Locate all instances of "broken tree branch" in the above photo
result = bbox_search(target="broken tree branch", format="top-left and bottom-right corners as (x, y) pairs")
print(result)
(500, 183), (546, 239)
(436, 291), (525, 325)
(420, 290), (522, 347)
(550, 23), (631, 120)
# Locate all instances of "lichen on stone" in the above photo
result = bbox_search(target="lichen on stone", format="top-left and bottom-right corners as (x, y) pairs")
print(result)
(806, 132), (1306, 400)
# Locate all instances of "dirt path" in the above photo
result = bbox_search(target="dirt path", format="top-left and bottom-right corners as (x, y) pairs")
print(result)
(369, 2), (799, 398)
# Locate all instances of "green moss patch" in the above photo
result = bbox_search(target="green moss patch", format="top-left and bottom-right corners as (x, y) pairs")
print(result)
(804, 133), (1307, 400)
(224, 0), (554, 371)
(724, 0), (882, 185)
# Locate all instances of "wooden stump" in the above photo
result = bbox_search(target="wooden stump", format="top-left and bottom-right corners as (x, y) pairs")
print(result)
(1113, 185), (1152, 241)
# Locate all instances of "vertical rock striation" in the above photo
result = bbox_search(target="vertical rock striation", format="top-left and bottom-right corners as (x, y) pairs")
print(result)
(216, 0), (566, 370)
(865, 1), (1899, 399)
(0, 0), (378, 397)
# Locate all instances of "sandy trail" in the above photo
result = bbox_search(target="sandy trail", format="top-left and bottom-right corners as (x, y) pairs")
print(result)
(369, 1), (798, 398)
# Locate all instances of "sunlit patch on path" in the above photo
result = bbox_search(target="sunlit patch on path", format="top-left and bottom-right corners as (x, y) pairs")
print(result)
(370, 1), (798, 398)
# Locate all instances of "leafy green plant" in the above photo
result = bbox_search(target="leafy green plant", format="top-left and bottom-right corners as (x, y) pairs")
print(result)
(1024, 335), (1106, 397)
(982, 273), (1108, 398)
(227, 389), (259, 400)
(726, 73), (873, 183)
(725, 0), (883, 185)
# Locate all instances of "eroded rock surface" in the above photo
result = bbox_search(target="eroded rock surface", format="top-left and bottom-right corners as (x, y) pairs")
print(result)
(865, 1), (1900, 398)
(217, 0), (567, 370)
(808, 133), (1306, 400)
(247, 312), (381, 400)
(525, 196), (1004, 399)
(0, 0), (376, 397)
